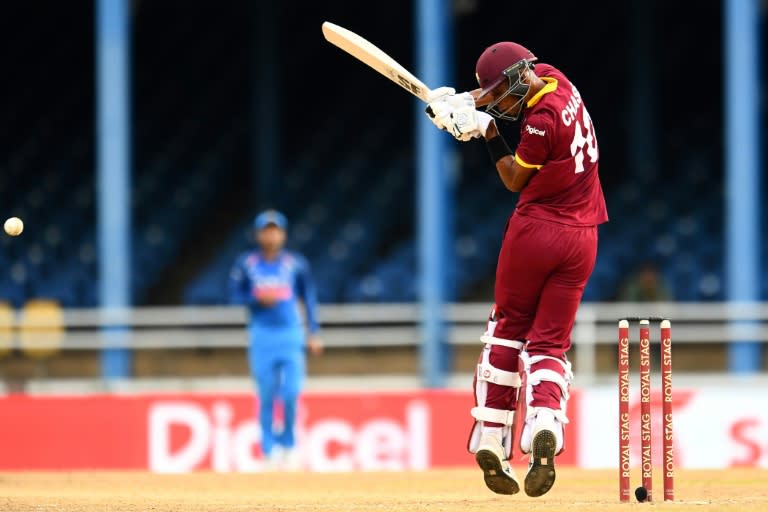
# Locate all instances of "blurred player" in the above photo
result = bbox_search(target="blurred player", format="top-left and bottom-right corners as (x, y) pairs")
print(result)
(426, 42), (608, 496)
(229, 209), (323, 470)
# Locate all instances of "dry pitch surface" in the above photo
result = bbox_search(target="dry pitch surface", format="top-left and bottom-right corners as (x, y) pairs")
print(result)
(1, 468), (766, 511)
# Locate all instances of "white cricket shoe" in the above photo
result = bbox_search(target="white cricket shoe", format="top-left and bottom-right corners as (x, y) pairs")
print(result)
(263, 446), (284, 471)
(282, 448), (303, 472)
(524, 409), (558, 497)
(474, 433), (520, 495)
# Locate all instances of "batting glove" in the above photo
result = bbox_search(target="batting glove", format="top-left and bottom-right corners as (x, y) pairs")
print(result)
(446, 107), (494, 141)
(423, 86), (457, 131)
(425, 86), (456, 103)
(425, 92), (476, 132)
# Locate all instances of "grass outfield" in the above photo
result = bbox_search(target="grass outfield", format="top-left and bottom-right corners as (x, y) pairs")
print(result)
(0, 468), (766, 511)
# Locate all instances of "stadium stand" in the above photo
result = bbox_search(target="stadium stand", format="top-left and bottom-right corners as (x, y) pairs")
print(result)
(0, 1), (734, 310)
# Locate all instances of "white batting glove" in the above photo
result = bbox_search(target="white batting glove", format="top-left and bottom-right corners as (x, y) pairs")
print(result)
(446, 107), (494, 141)
(425, 86), (456, 103)
(424, 87), (456, 130)
(425, 92), (476, 132)
(440, 91), (476, 110)
(425, 100), (452, 131)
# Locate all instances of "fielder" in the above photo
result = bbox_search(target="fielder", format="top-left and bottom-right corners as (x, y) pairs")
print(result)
(426, 42), (608, 497)
(229, 209), (323, 469)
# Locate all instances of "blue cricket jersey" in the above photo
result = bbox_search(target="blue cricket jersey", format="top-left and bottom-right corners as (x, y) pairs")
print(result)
(228, 249), (320, 340)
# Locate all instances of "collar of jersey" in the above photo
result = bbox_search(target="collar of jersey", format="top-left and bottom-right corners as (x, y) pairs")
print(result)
(526, 77), (558, 108)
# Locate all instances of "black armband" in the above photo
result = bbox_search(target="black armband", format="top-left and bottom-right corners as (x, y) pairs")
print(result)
(485, 135), (513, 164)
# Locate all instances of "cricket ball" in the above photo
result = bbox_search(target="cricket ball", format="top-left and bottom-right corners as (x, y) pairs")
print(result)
(634, 486), (648, 502)
(4, 217), (24, 236)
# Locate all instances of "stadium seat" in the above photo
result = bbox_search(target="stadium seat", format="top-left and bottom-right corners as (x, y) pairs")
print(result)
(0, 301), (14, 359)
(6, 2), (728, 308)
(18, 299), (63, 360)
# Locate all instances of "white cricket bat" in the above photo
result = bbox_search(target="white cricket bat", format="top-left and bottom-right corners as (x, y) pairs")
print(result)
(322, 21), (433, 102)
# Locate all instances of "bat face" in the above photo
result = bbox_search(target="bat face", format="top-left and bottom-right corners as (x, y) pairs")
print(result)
(322, 21), (432, 102)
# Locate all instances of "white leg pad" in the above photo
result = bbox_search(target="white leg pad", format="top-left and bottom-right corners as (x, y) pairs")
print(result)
(521, 353), (574, 418)
(518, 352), (574, 455)
(468, 411), (514, 458)
(467, 341), (522, 458)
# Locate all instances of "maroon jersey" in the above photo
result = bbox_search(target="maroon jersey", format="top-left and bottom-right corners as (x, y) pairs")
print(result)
(513, 64), (608, 226)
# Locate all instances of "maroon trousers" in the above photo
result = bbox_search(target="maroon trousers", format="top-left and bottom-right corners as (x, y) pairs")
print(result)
(483, 213), (597, 415)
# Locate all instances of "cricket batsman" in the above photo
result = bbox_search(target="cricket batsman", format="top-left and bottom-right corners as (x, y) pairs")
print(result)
(426, 42), (608, 496)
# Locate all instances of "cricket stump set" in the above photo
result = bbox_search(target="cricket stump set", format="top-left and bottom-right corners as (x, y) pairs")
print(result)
(618, 317), (674, 502)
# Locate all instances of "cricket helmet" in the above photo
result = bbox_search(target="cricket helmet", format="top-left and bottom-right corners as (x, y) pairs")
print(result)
(475, 42), (537, 121)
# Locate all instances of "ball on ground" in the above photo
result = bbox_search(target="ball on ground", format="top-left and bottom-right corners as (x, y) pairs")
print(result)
(635, 486), (648, 502)
(4, 217), (24, 236)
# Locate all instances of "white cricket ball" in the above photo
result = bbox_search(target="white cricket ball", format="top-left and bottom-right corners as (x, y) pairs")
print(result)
(4, 217), (24, 236)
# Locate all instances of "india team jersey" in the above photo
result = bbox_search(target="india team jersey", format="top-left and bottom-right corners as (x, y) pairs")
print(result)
(513, 64), (608, 226)
(229, 249), (319, 333)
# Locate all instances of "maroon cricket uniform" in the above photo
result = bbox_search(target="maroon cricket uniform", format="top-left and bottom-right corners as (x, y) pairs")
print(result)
(490, 64), (607, 411)
(459, 42), (604, 494)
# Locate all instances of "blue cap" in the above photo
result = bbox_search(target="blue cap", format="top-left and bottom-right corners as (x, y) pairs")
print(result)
(254, 209), (288, 230)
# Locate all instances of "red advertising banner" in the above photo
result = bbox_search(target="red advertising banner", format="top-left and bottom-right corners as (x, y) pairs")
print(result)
(0, 390), (580, 471)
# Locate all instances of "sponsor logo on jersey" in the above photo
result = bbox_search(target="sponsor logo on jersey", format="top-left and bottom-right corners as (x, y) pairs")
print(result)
(525, 124), (546, 136)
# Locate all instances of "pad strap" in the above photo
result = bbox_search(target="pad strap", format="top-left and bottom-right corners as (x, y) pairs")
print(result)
(526, 354), (574, 378)
(480, 335), (525, 350)
(471, 406), (515, 426)
(527, 406), (569, 424)
(476, 363), (521, 387)
(526, 354), (574, 400)
(528, 369), (570, 399)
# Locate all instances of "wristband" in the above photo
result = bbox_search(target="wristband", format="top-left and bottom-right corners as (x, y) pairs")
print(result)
(485, 135), (513, 163)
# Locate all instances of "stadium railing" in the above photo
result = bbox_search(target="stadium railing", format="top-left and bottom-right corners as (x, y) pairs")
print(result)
(0, 302), (766, 384)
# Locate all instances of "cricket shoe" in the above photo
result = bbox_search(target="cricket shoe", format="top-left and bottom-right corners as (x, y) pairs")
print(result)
(523, 409), (558, 497)
(263, 446), (284, 471)
(474, 433), (520, 495)
(281, 448), (303, 472)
